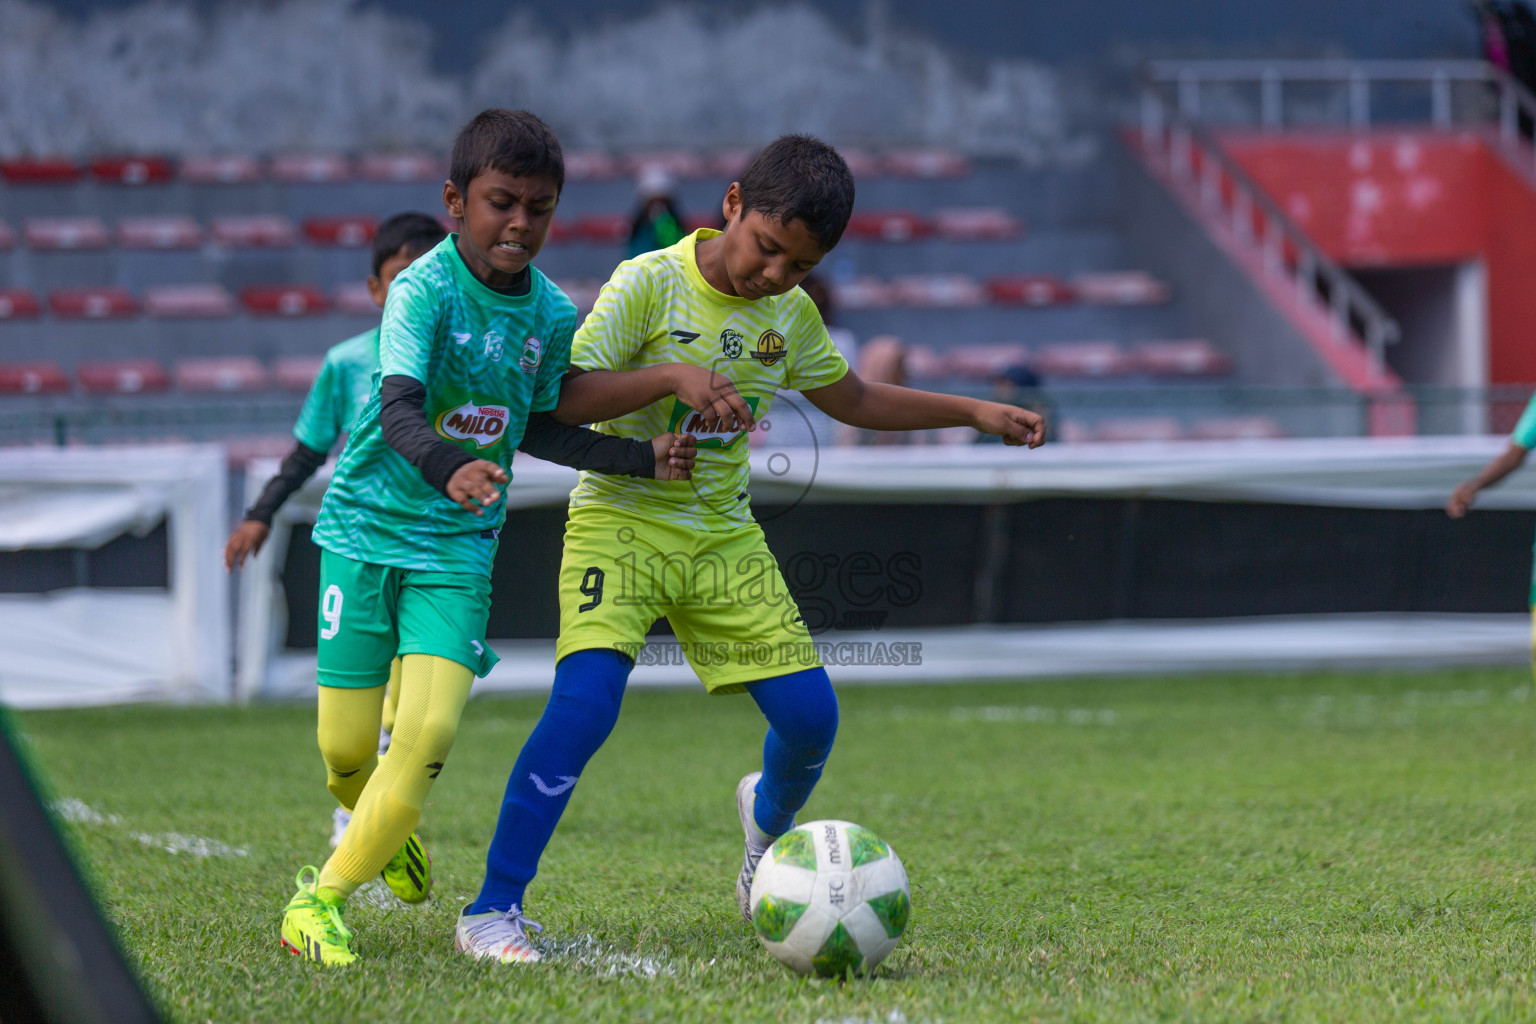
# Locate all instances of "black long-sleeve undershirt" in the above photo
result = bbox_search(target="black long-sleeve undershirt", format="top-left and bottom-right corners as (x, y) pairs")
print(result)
(243, 442), (328, 524)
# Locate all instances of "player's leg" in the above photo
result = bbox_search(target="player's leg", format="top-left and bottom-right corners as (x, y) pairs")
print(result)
(741, 667), (838, 850)
(379, 656), (403, 751)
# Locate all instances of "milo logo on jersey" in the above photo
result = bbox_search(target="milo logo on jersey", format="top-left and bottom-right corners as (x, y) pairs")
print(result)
(666, 395), (762, 449)
(435, 399), (512, 451)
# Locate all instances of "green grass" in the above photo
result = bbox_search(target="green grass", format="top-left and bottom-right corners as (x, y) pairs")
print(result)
(13, 667), (1536, 1023)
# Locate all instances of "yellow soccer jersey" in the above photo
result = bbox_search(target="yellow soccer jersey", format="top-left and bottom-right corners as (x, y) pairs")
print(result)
(569, 229), (849, 530)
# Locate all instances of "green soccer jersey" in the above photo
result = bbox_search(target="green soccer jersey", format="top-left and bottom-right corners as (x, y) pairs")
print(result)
(311, 236), (576, 575)
(1513, 393), (1536, 452)
(292, 328), (380, 452)
(568, 229), (849, 530)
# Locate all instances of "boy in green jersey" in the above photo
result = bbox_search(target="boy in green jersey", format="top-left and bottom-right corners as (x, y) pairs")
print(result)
(279, 109), (696, 966)
(456, 136), (1045, 964)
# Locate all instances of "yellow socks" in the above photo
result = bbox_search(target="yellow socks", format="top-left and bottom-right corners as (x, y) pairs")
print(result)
(380, 657), (403, 736)
(316, 684), (386, 810)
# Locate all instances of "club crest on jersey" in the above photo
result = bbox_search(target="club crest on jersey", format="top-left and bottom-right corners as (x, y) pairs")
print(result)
(482, 331), (505, 362)
(751, 329), (786, 367)
(666, 395), (761, 449)
(519, 336), (542, 374)
(720, 329), (744, 359)
(436, 401), (510, 449)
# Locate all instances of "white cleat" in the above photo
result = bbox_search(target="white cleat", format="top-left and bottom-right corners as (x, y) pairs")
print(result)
(736, 772), (780, 922)
(455, 905), (544, 964)
(329, 806), (350, 848)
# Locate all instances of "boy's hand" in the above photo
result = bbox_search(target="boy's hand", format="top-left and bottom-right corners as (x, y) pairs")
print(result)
(973, 402), (1046, 448)
(652, 432), (696, 481)
(447, 459), (509, 515)
(1446, 481), (1478, 518)
(223, 520), (270, 572)
(670, 364), (755, 433)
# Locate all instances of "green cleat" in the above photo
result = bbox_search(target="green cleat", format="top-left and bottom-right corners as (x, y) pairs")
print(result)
(280, 866), (356, 966)
(381, 832), (432, 904)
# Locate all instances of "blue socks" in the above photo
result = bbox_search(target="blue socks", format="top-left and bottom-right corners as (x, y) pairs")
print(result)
(466, 654), (839, 916)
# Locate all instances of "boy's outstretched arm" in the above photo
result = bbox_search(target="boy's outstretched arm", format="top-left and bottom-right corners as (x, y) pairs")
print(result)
(552, 365), (756, 433)
(1447, 443), (1528, 518)
(803, 370), (1045, 447)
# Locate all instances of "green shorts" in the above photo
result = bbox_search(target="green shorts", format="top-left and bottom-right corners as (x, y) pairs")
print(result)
(555, 504), (821, 694)
(315, 548), (499, 688)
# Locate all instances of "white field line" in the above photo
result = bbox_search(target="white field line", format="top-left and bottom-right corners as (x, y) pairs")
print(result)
(51, 798), (248, 859)
(535, 933), (677, 978)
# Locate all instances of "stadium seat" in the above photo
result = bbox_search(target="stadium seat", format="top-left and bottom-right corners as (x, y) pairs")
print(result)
(1033, 342), (1135, 377)
(933, 207), (1024, 241)
(89, 156), (176, 185)
(24, 217), (111, 250)
(333, 282), (378, 316)
(1094, 416), (1184, 442)
(270, 153), (352, 183)
(891, 274), (986, 307)
(303, 216), (378, 247)
(1132, 340), (1232, 377)
(180, 154), (262, 184)
(0, 361), (69, 395)
(224, 434), (301, 467)
(555, 280), (603, 315)
(144, 284), (236, 319)
(832, 276), (896, 309)
(683, 212), (725, 233)
(985, 275), (1075, 306)
(1073, 271), (1170, 305)
(710, 149), (755, 177)
(836, 149), (885, 178)
(240, 285), (328, 316)
(356, 152), (445, 182)
(117, 215), (203, 250)
(76, 360), (169, 395)
(0, 221), (13, 250)
(563, 151), (623, 181)
(210, 215), (298, 247)
(0, 158), (81, 185)
(273, 355), (324, 392)
(1188, 416), (1286, 440)
(174, 357), (268, 393)
(49, 288), (138, 319)
(845, 211), (933, 242)
(902, 344), (949, 380)
(946, 342), (1032, 378)
(1055, 420), (1094, 444)
(624, 151), (708, 178)
(884, 149), (971, 178)
(573, 213), (630, 244)
(0, 289), (41, 319)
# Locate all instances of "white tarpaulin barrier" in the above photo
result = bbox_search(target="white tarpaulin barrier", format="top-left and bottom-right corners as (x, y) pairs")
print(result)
(0, 445), (229, 708)
(239, 435), (1530, 698)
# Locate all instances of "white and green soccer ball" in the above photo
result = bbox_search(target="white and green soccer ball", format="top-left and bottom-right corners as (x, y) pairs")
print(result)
(749, 819), (910, 977)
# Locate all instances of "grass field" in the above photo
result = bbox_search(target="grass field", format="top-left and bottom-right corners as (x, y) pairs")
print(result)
(13, 666), (1536, 1023)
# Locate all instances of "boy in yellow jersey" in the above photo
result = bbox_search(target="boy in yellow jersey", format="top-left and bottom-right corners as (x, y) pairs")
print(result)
(455, 135), (1045, 964)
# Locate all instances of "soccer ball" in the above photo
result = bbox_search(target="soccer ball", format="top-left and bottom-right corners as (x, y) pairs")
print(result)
(749, 819), (910, 977)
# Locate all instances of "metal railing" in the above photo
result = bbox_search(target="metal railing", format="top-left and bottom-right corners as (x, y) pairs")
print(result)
(1136, 69), (1401, 372)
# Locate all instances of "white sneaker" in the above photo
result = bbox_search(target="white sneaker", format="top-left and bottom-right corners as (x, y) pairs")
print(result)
(455, 905), (544, 963)
(377, 726), (391, 757)
(329, 807), (350, 848)
(736, 772), (780, 922)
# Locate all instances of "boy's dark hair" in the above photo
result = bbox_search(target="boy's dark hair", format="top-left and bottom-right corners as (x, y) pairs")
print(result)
(371, 212), (447, 277)
(449, 108), (565, 198)
(737, 135), (856, 252)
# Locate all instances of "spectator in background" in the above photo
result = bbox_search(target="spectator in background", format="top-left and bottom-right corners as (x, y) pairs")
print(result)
(627, 166), (686, 258)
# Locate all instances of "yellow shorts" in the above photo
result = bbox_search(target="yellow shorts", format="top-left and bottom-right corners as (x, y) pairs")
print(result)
(555, 504), (821, 693)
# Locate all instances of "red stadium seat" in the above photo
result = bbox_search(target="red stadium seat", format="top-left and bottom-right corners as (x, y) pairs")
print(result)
(357, 152), (446, 182)
(24, 217), (111, 250)
(946, 343), (1032, 378)
(269, 153), (351, 184)
(333, 282), (378, 316)
(624, 151), (708, 178)
(77, 359), (169, 395)
(240, 285), (328, 316)
(985, 275), (1075, 306)
(710, 149), (755, 178)
(903, 344), (949, 380)
(0, 361), (69, 395)
(1033, 342), (1135, 378)
(1189, 416), (1286, 441)
(144, 284), (236, 319)
(682, 212), (725, 233)
(303, 216), (378, 247)
(175, 357), (268, 393)
(0, 221), (14, 250)
(117, 215), (203, 250)
(0, 158), (81, 185)
(210, 215), (298, 247)
(49, 288), (138, 319)
(831, 276), (896, 309)
(836, 149), (885, 178)
(546, 216), (577, 242)
(891, 274), (986, 307)
(933, 207), (1024, 241)
(273, 355), (325, 393)
(180, 154), (263, 184)
(573, 213), (630, 244)
(1132, 340), (1232, 377)
(0, 289), (41, 319)
(1073, 271), (1170, 305)
(563, 151), (623, 181)
(884, 149), (971, 178)
(89, 156), (176, 185)
(845, 211), (933, 242)
(1094, 417), (1184, 442)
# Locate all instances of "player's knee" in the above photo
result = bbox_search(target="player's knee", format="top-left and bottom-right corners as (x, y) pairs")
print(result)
(317, 726), (377, 775)
(762, 668), (839, 754)
(547, 648), (630, 748)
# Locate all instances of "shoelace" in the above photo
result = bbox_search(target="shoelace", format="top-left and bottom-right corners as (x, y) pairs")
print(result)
(465, 906), (543, 950)
(291, 866), (352, 945)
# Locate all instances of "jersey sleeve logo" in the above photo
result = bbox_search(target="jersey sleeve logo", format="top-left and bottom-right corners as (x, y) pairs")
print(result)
(436, 401), (511, 449)
(666, 395), (761, 449)
(519, 336), (542, 374)
(751, 329), (786, 367)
